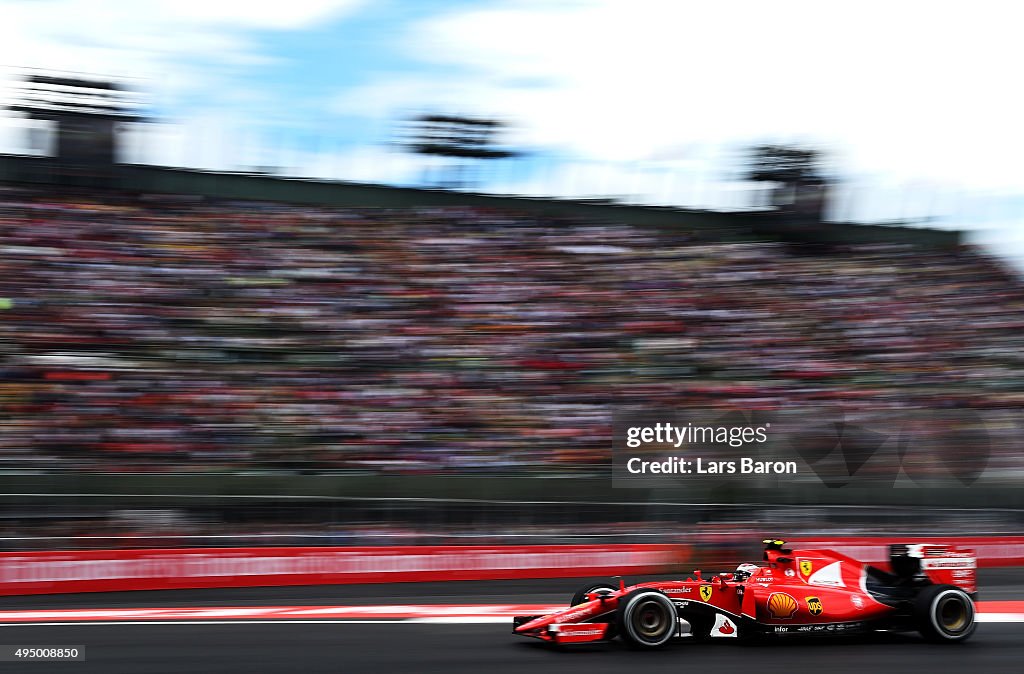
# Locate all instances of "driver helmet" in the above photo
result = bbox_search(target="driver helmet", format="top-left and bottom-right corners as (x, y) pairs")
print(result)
(734, 563), (760, 581)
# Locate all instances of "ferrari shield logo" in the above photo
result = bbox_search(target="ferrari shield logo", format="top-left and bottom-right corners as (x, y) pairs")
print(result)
(806, 596), (823, 616)
(699, 586), (713, 602)
(799, 560), (813, 577)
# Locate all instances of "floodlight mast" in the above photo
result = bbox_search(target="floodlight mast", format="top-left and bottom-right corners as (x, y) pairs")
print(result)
(5, 70), (147, 181)
(402, 114), (517, 189)
(745, 144), (830, 220)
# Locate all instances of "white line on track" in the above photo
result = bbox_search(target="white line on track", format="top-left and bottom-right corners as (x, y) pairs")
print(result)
(0, 620), (430, 626)
(406, 617), (513, 623)
(1, 615), (1023, 627)
(977, 614), (1024, 623)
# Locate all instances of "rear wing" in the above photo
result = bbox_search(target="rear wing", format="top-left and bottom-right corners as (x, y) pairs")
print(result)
(890, 544), (976, 594)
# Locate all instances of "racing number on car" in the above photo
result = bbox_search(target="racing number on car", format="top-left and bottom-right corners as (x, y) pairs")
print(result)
(799, 560), (813, 577)
(806, 596), (823, 616)
(699, 586), (713, 602)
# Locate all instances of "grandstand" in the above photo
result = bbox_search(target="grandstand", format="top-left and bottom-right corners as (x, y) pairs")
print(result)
(0, 184), (1020, 482)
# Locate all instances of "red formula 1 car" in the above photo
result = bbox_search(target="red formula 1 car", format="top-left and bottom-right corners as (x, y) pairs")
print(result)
(514, 539), (977, 647)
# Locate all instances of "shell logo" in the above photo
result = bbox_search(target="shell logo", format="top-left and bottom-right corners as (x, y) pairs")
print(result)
(766, 592), (799, 619)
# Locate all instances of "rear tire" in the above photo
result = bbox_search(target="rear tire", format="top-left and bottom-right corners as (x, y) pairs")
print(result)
(914, 584), (976, 643)
(617, 589), (677, 648)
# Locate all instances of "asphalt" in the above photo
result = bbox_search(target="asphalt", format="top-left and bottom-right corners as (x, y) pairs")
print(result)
(0, 569), (1020, 674)
(1, 621), (1020, 674)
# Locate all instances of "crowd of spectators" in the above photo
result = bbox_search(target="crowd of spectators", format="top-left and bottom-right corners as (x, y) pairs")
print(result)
(0, 191), (1023, 475)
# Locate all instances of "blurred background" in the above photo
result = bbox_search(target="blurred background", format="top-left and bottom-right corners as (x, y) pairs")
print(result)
(0, 0), (1022, 557)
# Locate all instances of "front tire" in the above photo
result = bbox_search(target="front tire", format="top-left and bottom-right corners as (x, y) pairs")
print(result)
(617, 589), (677, 648)
(570, 580), (618, 606)
(914, 585), (976, 643)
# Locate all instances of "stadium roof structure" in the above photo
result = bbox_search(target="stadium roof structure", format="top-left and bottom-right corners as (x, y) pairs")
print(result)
(0, 155), (960, 250)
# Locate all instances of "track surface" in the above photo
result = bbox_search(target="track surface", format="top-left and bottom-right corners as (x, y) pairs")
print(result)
(1, 570), (1021, 674)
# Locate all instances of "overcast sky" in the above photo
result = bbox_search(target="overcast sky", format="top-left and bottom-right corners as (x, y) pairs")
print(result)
(1, 0), (1022, 264)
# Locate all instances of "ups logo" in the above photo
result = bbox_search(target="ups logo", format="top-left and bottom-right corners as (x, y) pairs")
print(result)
(799, 560), (813, 577)
(699, 586), (713, 602)
(806, 596), (823, 616)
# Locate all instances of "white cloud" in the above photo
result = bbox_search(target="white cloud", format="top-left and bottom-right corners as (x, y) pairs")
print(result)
(148, 0), (361, 31)
(337, 0), (1024, 193)
(1, 1), (363, 76)
(0, 0), (366, 153)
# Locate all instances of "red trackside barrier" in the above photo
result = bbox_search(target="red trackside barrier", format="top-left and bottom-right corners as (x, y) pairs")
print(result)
(0, 544), (691, 596)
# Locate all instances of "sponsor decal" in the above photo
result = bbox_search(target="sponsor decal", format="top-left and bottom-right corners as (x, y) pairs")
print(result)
(699, 586), (713, 602)
(793, 622), (863, 633)
(775, 626), (788, 633)
(921, 558), (977, 570)
(711, 613), (737, 638)
(851, 595), (864, 609)
(806, 597), (823, 616)
(766, 592), (798, 619)
(554, 627), (605, 636)
(555, 608), (591, 623)
(806, 561), (846, 588)
(785, 568), (796, 577)
(673, 601), (690, 608)
(799, 560), (813, 577)
(682, 587), (692, 593)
